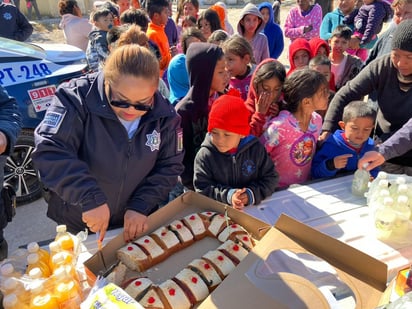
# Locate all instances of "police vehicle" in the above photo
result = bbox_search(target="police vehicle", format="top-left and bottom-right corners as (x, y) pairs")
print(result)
(0, 37), (88, 204)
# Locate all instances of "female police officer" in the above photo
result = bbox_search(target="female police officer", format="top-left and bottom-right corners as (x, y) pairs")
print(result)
(33, 45), (184, 243)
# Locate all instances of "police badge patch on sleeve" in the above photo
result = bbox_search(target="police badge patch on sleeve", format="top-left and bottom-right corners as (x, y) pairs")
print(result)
(176, 128), (183, 153)
(42, 106), (67, 134)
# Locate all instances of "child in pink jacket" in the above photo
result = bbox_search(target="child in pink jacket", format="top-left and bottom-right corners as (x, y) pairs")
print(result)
(284, 0), (323, 42)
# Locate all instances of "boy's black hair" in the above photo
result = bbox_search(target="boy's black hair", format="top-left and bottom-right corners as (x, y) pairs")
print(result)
(342, 101), (377, 123)
(146, 0), (169, 18)
(331, 25), (352, 41)
(100, 1), (119, 18)
(91, 7), (112, 22)
(120, 8), (150, 32)
(309, 55), (331, 68)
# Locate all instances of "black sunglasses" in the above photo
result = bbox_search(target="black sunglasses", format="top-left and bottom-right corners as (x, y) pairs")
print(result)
(107, 86), (153, 112)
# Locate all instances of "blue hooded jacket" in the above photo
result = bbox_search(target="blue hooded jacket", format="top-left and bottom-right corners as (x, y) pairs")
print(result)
(312, 130), (379, 179)
(258, 2), (284, 59)
(168, 54), (189, 106)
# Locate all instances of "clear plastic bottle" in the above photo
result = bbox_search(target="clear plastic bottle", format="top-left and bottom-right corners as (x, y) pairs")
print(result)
(55, 225), (74, 253)
(48, 241), (60, 270)
(374, 197), (396, 240)
(26, 253), (51, 278)
(367, 179), (389, 206)
(3, 293), (29, 309)
(369, 188), (391, 210)
(53, 267), (82, 309)
(27, 242), (50, 267)
(392, 195), (411, 238)
(2, 277), (30, 304)
(29, 281), (59, 309)
(50, 251), (74, 273)
(6, 248), (29, 274)
(352, 164), (370, 196)
(367, 172), (388, 198)
(389, 176), (407, 197)
(397, 184), (408, 196)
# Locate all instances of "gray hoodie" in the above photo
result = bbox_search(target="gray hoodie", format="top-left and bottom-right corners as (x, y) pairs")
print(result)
(237, 3), (269, 63)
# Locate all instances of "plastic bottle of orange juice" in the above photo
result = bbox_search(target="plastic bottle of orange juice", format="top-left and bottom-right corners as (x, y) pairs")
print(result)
(29, 281), (59, 309)
(48, 241), (60, 269)
(50, 252), (74, 273)
(27, 242), (50, 266)
(53, 267), (82, 309)
(55, 225), (74, 253)
(2, 277), (30, 304)
(26, 253), (51, 278)
(3, 293), (29, 309)
(53, 264), (79, 285)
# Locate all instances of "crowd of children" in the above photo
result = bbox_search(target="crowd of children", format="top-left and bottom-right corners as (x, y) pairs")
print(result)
(38, 1), (412, 213)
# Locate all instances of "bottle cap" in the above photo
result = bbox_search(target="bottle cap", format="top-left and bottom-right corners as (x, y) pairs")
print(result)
(383, 197), (394, 206)
(377, 171), (388, 179)
(0, 263), (15, 276)
(30, 281), (44, 294)
(49, 241), (60, 252)
(396, 177), (406, 185)
(398, 195), (409, 205)
(53, 266), (68, 279)
(3, 277), (18, 290)
(362, 163), (369, 169)
(398, 184), (408, 193)
(27, 253), (40, 264)
(378, 179), (389, 187)
(379, 189), (390, 197)
(52, 252), (65, 265)
(27, 242), (40, 253)
(3, 294), (18, 307)
(56, 225), (67, 233)
(28, 267), (43, 279)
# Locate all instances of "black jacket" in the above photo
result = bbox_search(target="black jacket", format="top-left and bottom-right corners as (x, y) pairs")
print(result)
(0, 86), (22, 231)
(33, 72), (184, 233)
(0, 3), (33, 41)
(194, 134), (279, 205)
(175, 42), (225, 190)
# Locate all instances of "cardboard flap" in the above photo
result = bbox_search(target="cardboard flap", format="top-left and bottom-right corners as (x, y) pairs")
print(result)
(275, 214), (388, 291)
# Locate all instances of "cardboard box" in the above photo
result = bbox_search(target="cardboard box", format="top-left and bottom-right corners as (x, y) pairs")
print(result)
(199, 214), (388, 309)
(84, 193), (388, 309)
(83, 191), (271, 286)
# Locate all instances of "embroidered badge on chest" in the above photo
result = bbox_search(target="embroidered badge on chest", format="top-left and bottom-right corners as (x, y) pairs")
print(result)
(146, 129), (161, 151)
(3, 13), (12, 20)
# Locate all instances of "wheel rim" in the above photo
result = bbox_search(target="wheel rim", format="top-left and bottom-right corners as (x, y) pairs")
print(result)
(4, 143), (39, 200)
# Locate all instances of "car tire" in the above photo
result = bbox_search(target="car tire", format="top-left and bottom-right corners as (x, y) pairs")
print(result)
(4, 129), (42, 205)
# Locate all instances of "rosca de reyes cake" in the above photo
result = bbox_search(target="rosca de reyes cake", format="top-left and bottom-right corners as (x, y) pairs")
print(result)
(116, 212), (256, 309)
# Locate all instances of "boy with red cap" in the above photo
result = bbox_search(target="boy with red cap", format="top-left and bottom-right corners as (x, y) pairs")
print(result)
(193, 94), (279, 210)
